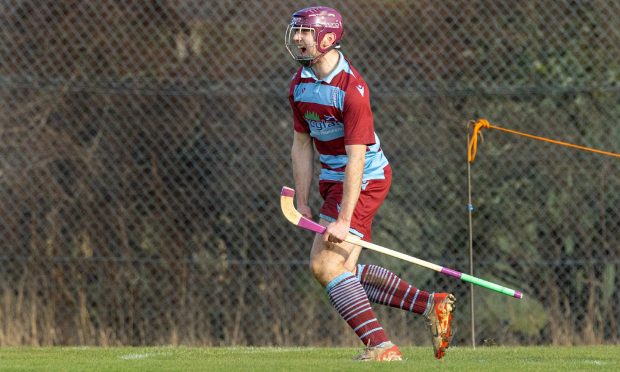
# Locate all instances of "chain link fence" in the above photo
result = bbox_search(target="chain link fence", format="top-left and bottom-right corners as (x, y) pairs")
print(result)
(1, 0), (619, 346)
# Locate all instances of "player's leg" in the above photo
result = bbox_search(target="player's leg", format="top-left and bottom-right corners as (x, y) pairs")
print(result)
(309, 222), (401, 361)
(355, 263), (455, 358)
(312, 169), (402, 360)
(356, 264), (434, 315)
(343, 245), (362, 273)
(333, 165), (454, 358)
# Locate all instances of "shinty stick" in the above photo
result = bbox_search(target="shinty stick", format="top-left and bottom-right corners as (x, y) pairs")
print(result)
(280, 186), (523, 299)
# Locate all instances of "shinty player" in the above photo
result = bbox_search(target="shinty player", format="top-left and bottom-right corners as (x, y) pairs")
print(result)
(285, 6), (456, 361)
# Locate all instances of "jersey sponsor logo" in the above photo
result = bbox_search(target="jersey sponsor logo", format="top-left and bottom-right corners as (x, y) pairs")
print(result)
(304, 111), (344, 140)
(304, 111), (340, 131)
(304, 111), (320, 122)
(356, 84), (365, 96)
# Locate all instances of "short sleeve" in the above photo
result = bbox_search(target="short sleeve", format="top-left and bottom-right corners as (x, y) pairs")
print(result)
(343, 81), (375, 146)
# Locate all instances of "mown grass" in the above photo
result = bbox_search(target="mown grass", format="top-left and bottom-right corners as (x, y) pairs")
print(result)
(0, 345), (618, 371)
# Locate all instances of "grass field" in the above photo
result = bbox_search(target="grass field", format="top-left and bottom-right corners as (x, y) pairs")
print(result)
(0, 345), (619, 371)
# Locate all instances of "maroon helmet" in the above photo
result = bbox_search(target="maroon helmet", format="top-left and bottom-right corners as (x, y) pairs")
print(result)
(285, 6), (344, 66)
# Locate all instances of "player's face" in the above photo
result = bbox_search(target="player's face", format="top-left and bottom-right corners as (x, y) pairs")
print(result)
(292, 28), (318, 57)
(285, 26), (319, 61)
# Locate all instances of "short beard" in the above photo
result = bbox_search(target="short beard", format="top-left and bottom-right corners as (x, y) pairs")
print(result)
(299, 59), (313, 67)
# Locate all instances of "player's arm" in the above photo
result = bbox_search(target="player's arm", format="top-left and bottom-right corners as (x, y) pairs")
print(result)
(291, 130), (314, 219)
(324, 144), (366, 243)
(324, 77), (374, 243)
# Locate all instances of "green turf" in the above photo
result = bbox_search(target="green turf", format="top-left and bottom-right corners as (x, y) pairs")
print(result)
(0, 346), (618, 371)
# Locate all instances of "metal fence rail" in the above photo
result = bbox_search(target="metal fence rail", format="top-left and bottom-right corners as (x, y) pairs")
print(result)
(1, 0), (619, 346)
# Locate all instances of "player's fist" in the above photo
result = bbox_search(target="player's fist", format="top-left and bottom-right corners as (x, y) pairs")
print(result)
(323, 220), (350, 244)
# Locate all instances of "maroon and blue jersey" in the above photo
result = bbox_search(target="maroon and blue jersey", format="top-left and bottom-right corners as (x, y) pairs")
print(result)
(289, 52), (389, 185)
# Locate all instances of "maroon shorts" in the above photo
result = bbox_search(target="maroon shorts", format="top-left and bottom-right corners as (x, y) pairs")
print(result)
(318, 165), (392, 242)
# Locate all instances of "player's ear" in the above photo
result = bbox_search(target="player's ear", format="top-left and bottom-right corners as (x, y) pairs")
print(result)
(321, 32), (336, 48)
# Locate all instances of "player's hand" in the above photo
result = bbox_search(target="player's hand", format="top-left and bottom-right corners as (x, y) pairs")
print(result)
(323, 220), (350, 244)
(298, 204), (313, 219)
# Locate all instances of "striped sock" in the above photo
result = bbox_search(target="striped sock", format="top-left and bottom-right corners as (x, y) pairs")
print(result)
(357, 264), (433, 316)
(326, 272), (390, 347)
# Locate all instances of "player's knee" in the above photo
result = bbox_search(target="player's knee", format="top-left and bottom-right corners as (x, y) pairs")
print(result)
(309, 248), (344, 285)
(309, 255), (326, 281)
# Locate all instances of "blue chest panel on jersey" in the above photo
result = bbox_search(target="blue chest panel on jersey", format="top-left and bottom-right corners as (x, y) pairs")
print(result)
(293, 83), (345, 111)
